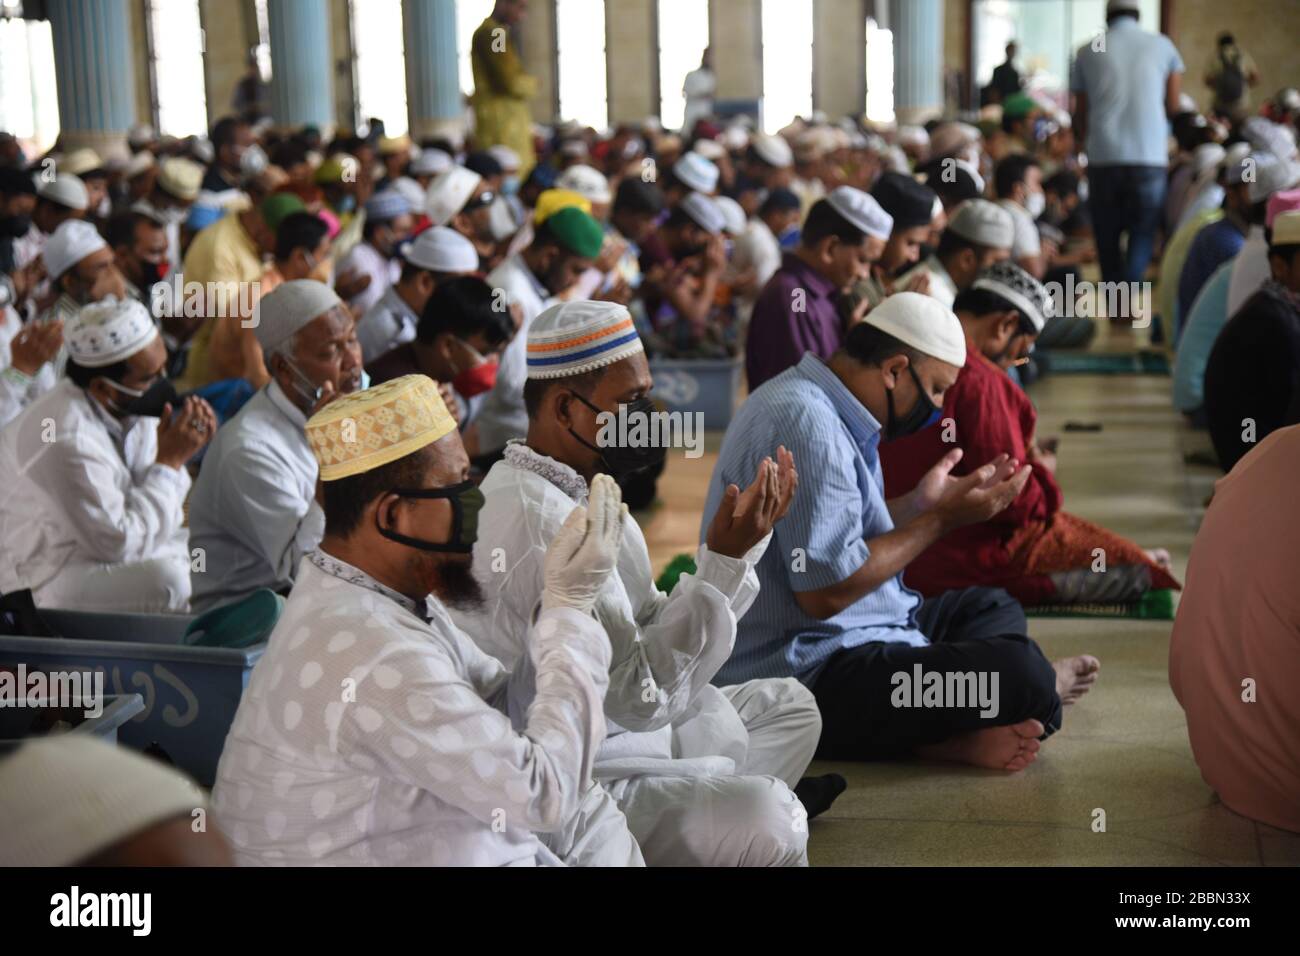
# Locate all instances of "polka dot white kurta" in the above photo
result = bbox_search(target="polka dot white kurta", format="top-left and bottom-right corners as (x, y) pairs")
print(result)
(212, 553), (611, 866)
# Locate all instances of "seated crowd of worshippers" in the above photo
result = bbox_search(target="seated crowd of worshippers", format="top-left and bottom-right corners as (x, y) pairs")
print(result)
(1, 85), (1297, 864)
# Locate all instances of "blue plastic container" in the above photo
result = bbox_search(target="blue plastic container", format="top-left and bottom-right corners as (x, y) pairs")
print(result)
(0, 693), (145, 753)
(649, 357), (744, 431)
(0, 609), (264, 786)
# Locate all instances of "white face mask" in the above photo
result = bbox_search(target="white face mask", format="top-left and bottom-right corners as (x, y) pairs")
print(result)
(1024, 189), (1046, 219)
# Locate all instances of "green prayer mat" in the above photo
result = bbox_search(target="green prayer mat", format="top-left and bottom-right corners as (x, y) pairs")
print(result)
(1040, 351), (1171, 376)
(1023, 588), (1175, 621)
(656, 554), (698, 594)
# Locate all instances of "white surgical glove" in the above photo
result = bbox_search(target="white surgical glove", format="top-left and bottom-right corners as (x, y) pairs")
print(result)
(541, 473), (627, 615)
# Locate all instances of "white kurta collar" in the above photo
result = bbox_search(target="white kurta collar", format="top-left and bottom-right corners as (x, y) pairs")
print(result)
(309, 548), (427, 620)
(503, 440), (589, 502)
(265, 379), (308, 429)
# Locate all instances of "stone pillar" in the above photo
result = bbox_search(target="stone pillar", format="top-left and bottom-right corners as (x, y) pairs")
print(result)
(710, 0), (763, 104)
(889, 0), (944, 124)
(47, 0), (137, 160)
(268, 0), (335, 128)
(403, 0), (464, 140)
(606, 0), (656, 125)
(815, 0), (866, 119)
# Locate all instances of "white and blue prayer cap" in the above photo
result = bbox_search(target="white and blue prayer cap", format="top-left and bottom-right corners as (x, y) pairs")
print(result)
(364, 188), (414, 222)
(526, 301), (644, 381)
(971, 261), (1054, 333)
(826, 185), (894, 241)
(679, 192), (727, 236)
(673, 151), (720, 194)
(66, 297), (160, 368)
(863, 292), (967, 368)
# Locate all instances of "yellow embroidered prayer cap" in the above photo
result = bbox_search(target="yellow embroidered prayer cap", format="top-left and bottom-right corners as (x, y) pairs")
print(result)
(306, 375), (456, 481)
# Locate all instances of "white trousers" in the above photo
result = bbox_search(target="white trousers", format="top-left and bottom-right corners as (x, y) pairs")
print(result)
(37, 551), (192, 613)
(553, 677), (822, 867)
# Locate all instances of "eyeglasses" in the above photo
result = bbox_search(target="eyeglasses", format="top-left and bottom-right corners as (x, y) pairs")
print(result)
(462, 191), (496, 214)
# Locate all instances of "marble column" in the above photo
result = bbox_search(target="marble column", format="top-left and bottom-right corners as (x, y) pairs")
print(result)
(268, 0), (335, 128)
(46, 0), (137, 160)
(402, 0), (463, 140)
(889, 0), (944, 124)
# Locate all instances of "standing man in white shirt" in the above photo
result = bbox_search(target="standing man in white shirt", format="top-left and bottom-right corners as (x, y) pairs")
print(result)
(0, 299), (215, 611)
(188, 281), (363, 612)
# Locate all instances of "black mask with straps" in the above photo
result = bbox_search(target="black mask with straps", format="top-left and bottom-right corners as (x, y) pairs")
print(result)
(566, 391), (668, 480)
(374, 481), (485, 555)
(105, 377), (179, 418)
(884, 365), (941, 442)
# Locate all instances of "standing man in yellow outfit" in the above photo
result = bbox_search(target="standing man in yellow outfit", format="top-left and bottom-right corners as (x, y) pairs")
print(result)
(471, 0), (537, 176)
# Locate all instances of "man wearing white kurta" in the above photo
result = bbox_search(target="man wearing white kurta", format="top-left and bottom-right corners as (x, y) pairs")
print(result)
(469, 300), (826, 866)
(476, 202), (605, 458)
(897, 199), (1016, 310)
(212, 375), (626, 866)
(0, 299), (216, 611)
(188, 281), (363, 612)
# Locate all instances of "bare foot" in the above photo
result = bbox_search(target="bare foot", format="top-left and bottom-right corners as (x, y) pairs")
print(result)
(916, 719), (1045, 772)
(1144, 548), (1172, 571)
(1054, 655), (1100, 705)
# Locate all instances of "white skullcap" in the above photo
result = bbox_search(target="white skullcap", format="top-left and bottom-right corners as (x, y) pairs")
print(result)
(1246, 152), (1300, 204)
(66, 297), (160, 368)
(59, 148), (104, 178)
(1242, 117), (1298, 161)
(721, 126), (751, 152)
(715, 196), (748, 236)
(158, 157), (204, 202)
(35, 172), (89, 211)
(1191, 142), (1227, 176)
(252, 279), (343, 356)
(526, 300), (644, 380)
(425, 166), (483, 227)
(693, 139), (727, 162)
(410, 148), (453, 177)
(930, 121), (981, 159)
(127, 122), (156, 145)
(947, 199), (1015, 249)
(971, 261), (1054, 333)
(486, 194), (526, 242)
(390, 176), (428, 215)
(752, 132), (794, 168)
(863, 292), (967, 368)
(43, 218), (108, 280)
(679, 192), (726, 235)
(898, 125), (931, 149)
(826, 186), (894, 241)
(403, 226), (479, 274)
(488, 144), (522, 172)
(0, 736), (207, 867)
(557, 164), (612, 204)
(123, 150), (157, 179)
(673, 151), (720, 194)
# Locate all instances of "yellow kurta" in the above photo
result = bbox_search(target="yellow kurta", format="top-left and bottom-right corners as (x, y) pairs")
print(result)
(470, 17), (537, 174)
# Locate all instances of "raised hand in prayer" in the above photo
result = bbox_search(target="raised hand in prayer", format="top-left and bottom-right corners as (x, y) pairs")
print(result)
(541, 473), (627, 615)
(156, 395), (217, 470)
(437, 382), (462, 425)
(707, 453), (789, 559)
(8, 318), (63, 376)
(933, 453), (1032, 531)
(903, 270), (931, 296)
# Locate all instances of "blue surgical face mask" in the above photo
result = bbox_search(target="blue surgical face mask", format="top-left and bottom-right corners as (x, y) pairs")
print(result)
(502, 176), (521, 197)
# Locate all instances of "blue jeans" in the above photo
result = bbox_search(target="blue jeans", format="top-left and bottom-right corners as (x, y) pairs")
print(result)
(1088, 164), (1167, 288)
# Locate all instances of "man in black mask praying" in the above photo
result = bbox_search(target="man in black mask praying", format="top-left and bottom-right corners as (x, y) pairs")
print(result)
(704, 292), (1097, 771)
(467, 298), (839, 867)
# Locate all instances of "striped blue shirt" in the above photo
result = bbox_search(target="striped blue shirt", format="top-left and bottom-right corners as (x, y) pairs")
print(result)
(702, 353), (926, 686)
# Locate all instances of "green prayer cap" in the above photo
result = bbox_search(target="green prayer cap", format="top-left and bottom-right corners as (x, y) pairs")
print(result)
(1002, 93), (1038, 121)
(260, 192), (307, 233)
(542, 205), (605, 259)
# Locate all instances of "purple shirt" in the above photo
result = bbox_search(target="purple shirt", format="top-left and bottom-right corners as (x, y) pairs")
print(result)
(745, 253), (843, 391)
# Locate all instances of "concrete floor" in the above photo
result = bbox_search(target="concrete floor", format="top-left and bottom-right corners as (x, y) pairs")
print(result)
(638, 326), (1300, 866)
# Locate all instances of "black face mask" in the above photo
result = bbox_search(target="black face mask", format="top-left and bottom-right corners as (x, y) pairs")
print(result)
(0, 215), (31, 239)
(567, 391), (668, 480)
(105, 377), (179, 418)
(139, 259), (167, 288)
(375, 481), (485, 555)
(884, 366), (941, 442)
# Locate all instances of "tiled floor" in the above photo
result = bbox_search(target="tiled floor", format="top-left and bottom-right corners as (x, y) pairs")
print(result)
(638, 327), (1300, 866)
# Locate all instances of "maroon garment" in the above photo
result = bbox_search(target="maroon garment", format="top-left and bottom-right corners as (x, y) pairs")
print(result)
(745, 253), (844, 391)
(367, 343), (422, 385)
